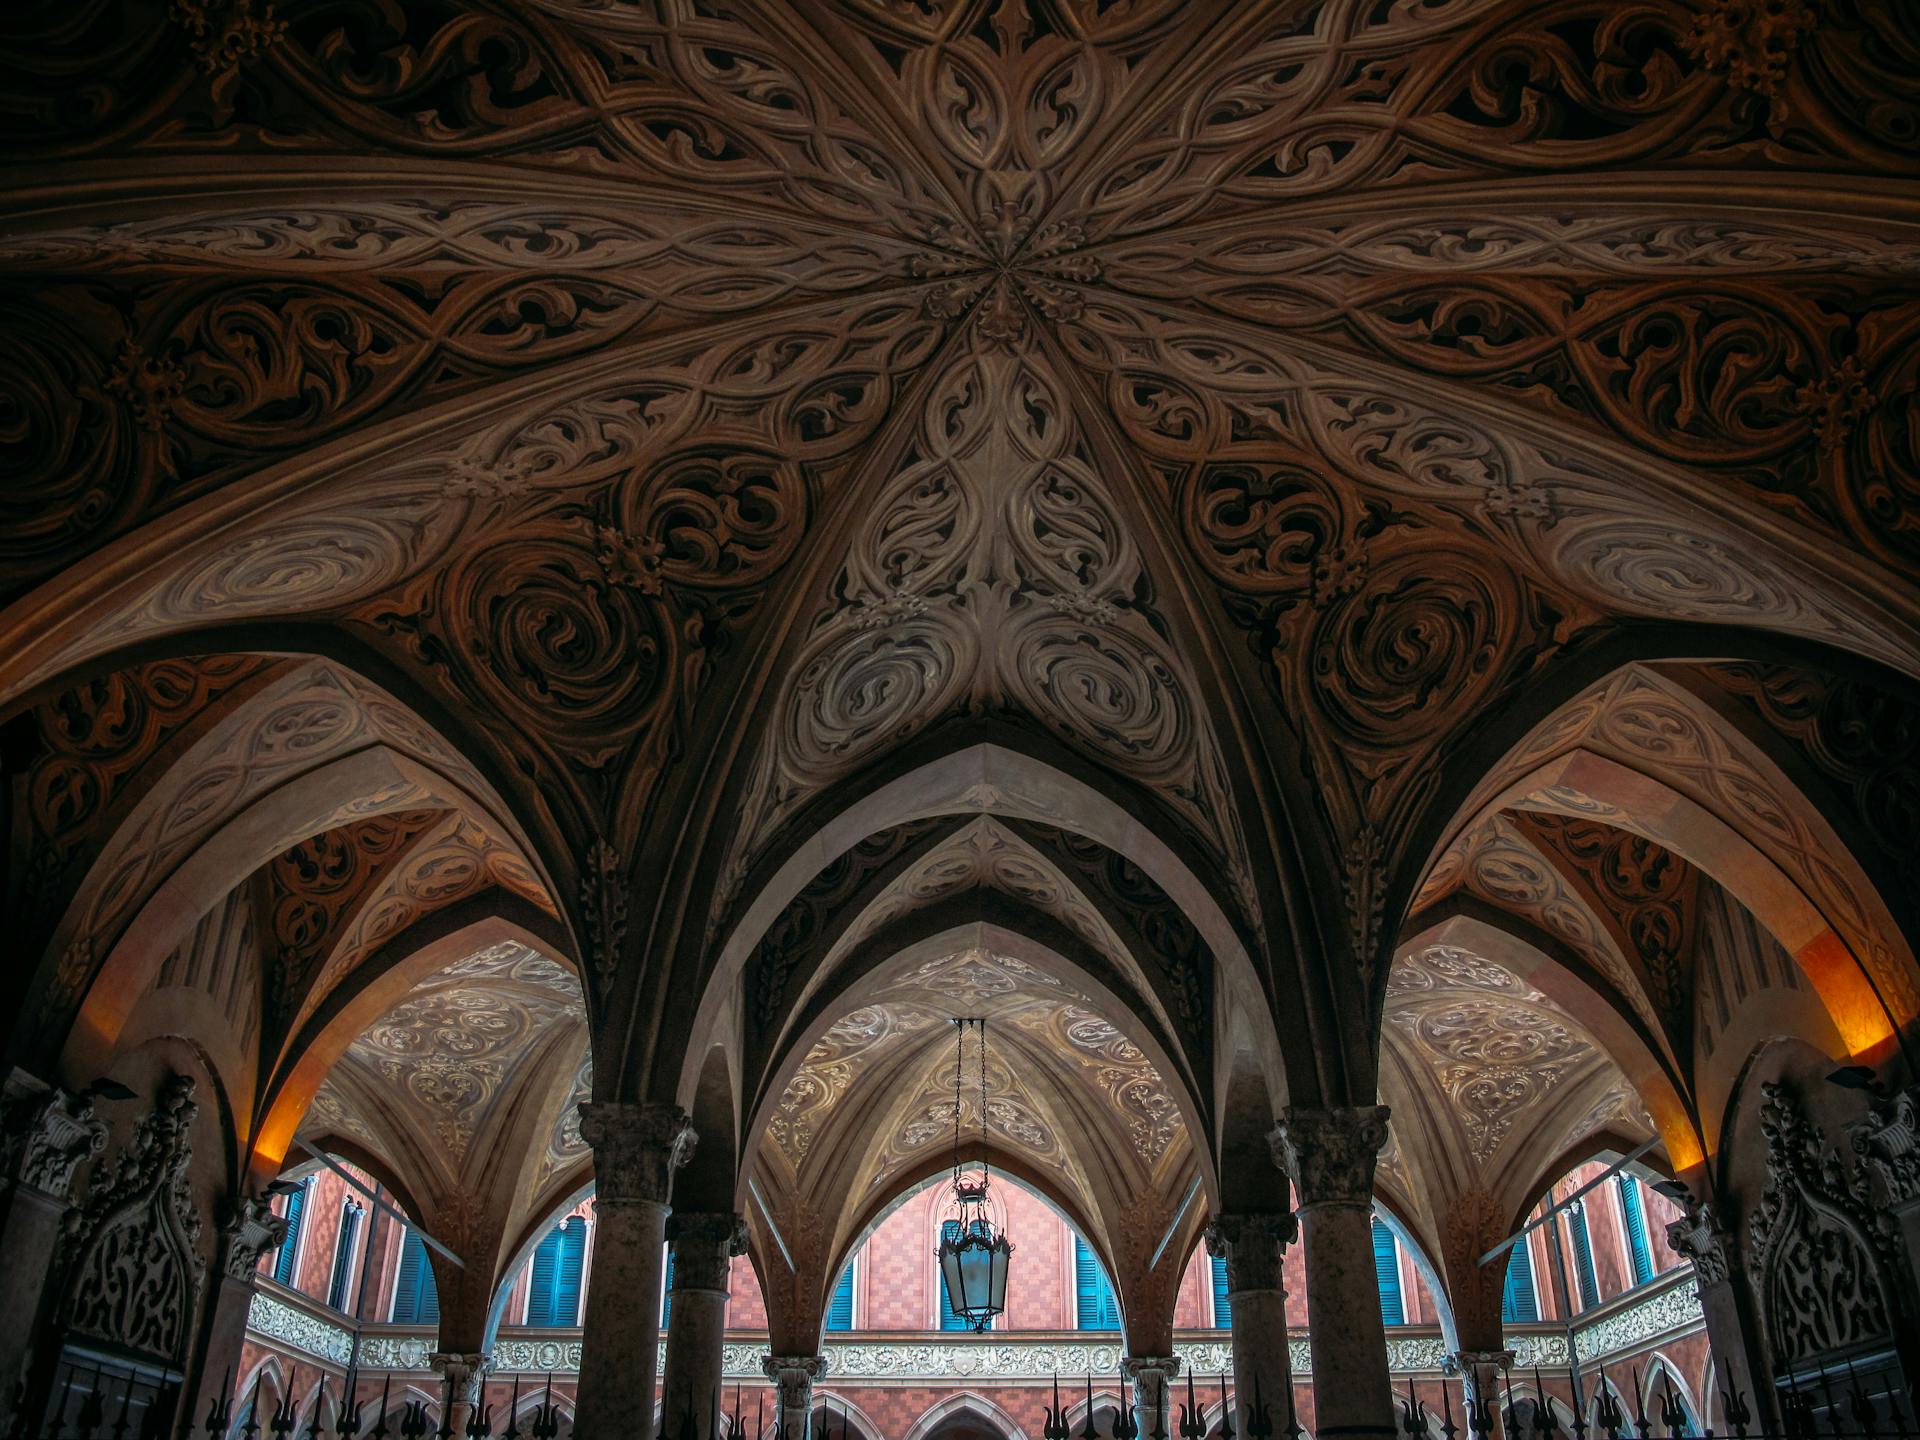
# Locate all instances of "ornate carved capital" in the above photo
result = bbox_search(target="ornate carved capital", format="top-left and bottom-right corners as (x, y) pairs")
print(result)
(1660, 1184), (1735, 1289)
(1852, 1085), (1920, 1208)
(667, 1211), (747, 1292)
(1, 1077), (106, 1201)
(1124, 1355), (1181, 1409)
(1443, 1350), (1515, 1378)
(577, 1102), (694, 1205)
(429, 1353), (489, 1406)
(220, 1192), (289, 1281)
(762, 1355), (828, 1412)
(1270, 1105), (1390, 1208)
(1204, 1212), (1296, 1294)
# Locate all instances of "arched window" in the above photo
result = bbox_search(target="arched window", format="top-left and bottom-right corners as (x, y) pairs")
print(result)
(826, 1260), (856, 1331)
(1565, 1201), (1601, 1310)
(1210, 1252), (1231, 1330)
(1617, 1175), (1656, 1288)
(1372, 1218), (1404, 1326)
(271, 1179), (309, 1286)
(1074, 1236), (1120, 1329)
(391, 1229), (439, 1323)
(526, 1216), (587, 1327)
(326, 1201), (363, 1311)
(1501, 1237), (1539, 1323)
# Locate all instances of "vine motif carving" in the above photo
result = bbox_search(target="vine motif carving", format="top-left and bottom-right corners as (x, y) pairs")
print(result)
(60, 1074), (204, 1364)
(578, 838), (628, 995)
(0, 1082), (107, 1200)
(1748, 1082), (1902, 1365)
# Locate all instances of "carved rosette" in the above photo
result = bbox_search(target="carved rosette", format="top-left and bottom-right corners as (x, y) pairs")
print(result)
(577, 1103), (694, 1206)
(666, 1211), (748, 1292)
(1851, 1085), (1920, 1208)
(761, 1354), (829, 1412)
(1204, 1212), (1297, 1294)
(1270, 1105), (1390, 1209)
(1, 1080), (107, 1200)
(1661, 1186), (1734, 1289)
(220, 1192), (289, 1281)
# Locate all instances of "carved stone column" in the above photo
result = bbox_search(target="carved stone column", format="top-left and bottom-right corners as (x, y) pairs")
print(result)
(575, 1103), (694, 1440)
(1853, 1085), (1920, 1310)
(185, 1194), (290, 1430)
(430, 1352), (489, 1437)
(1444, 1350), (1513, 1440)
(761, 1355), (827, 1440)
(1205, 1213), (1296, 1440)
(1664, 1190), (1775, 1430)
(660, 1213), (746, 1433)
(1272, 1105), (1395, 1440)
(0, 1075), (105, 1420)
(1125, 1355), (1181, 1440)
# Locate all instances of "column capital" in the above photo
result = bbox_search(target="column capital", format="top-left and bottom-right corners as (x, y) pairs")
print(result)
(579, 1102), (695, 1205)
(1, 1076), (107, 1201)
(1123, 1355), (1182, 1383)
(430, 1353), (490, 1406)
(1852, 1084), (1920, 1209)
(1443, 1350), (1514, 1376)
(667, 1211), (748, 1291)
(1269, 1105), (1389, 1208)
(1205, 1212), (1296, 1293)
(219, 1192), (289, 1281)
(762, 1355), (828, 1408)
(1660, 1184), (1734, 1289)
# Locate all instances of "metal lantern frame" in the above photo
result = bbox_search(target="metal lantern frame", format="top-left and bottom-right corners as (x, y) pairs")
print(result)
(936, 1016), (1013, 1331)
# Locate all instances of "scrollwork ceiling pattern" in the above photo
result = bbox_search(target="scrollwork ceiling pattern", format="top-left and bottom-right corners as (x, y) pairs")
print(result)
(2, 0), (1917, 1043)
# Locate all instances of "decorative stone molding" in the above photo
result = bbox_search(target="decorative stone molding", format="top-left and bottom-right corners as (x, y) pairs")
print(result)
(359, 1334), (436, 1370)
(1204, 1212), (1297, 1293)
(1269, 1106), (1390, 1207)
(1, 1077), (107, 1200)
(577, 1102), (694, 1205)
(246, 1290), (353, 1365)
(1660, 1187), (1734, 1289)
(431, 1352), (490, 1406)
(1852, 1085), (1920, 1208)
(667, 1211), (748, 1292)
(493, 1338), (583, 1373)
(1569, 1275), (1701, 1362)
(60, 1073), (203, 1363)
(221, 1193), (289, 1280)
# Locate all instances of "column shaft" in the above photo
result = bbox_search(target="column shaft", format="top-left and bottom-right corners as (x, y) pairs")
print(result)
(1125, 1357), (1180, 1440)
(1206, 1213), (1297, 1440)
(660, 1214), (746, 1434)
(1664, 1189), (1777, 1432)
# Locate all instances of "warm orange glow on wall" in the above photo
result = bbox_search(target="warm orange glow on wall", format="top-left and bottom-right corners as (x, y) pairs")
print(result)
(1794, 931), (1900, 1059)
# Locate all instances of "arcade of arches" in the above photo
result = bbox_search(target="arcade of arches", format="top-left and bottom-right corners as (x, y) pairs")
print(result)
(1, 4), (1918, 1440)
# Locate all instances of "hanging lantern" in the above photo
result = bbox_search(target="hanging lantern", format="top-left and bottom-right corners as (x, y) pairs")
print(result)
(936, 1017), (1013, 1331)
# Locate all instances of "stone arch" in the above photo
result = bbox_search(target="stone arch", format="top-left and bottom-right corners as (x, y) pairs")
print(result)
(1370, 1198), (1458, 1354)
(1062, 1387), (1131, 1440)
(677, 1043), (740, 1213)
(901, 1391), (1032, 1440)
(1641, 1355), (1705, 1436)
(810, 1394), (887, 1440)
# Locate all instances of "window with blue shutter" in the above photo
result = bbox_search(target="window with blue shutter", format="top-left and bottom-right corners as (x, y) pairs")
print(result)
(272, 1179), (308, 1286)
(1501, 1236), (1538, 1323)
(1210, 1253), (1232, 1329)
(527, 1217), (586, 1327)
(1073, 1236), (1120, 1329)
(1617, 1176), (1655, 1288)
(1372, 1218), (1404, 1326)
(662, 1246), (675, 1329)
(1567, 1202), (1601, 1309)
(938, 1220), (986, 1330)
(826, 1262), (855, 1331)
(326, 1201), (363, 1311)
(391, 1229), (439, 1323)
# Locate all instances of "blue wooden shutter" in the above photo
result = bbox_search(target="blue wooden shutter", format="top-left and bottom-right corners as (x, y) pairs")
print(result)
(826, 1263), (855, 1331)
(1617, 1176), (1655, 1287)
(938, 1221), (977, 1330)
(1073, 1236), (1118, 1329)
(1372, 1218), (1404, 1326)
(326, 1203), (362, 1310)
(1567, 1203), (1601, 1309)
(528, 1225), (563, 1326)
(662, 1246), (675, 1328)
(556, 1217), (585, 1326)
(1501, 1236), (1538, 1323)
(1210, 1253), (1232, 1330)
(392, 1229), (439, 1323)
(272, 1180), (308, 1285)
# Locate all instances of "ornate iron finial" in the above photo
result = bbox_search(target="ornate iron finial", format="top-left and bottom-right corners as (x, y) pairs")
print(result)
(1179, 1371), (1203, 1440)
(1219, 1374), (1234, 1440)
(1536, 1372), (1560, 1440)
(1244, 1376), (1271, 1440)
(1437, 1379), (1458, 1440)
(203, 1369), (234, 1440)
(465, 1382), (492, 1440)
(1657, 1378), (1685, 1440)
(1401, 1379), (1431, 1440)
(1045, 1375), (1069, 1440)
(1082, 1375), (1100, 1440)
(366, 1377), (392, 1440)
(500, 1379), (520, 1440)
(306, 1379), (330, 1440)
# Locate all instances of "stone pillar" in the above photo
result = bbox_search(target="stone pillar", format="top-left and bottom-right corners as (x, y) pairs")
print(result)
(430, 1353), (489, 1438)
(185, 1194), (290, 1429)
(1272, 1105), (1395, 1440)
(575, 1103), (695, 1440)
(1125, 1356), (1181, 1440)
(1205, 1213), (1297, 1440)
(1444, 1350), (1513, 1440)
(0, 1077), (105, 1420)
(761, 1355), (826, 1440)
(661, 1213), (746, 1433)
(1664, 1189), (1776, 1431)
